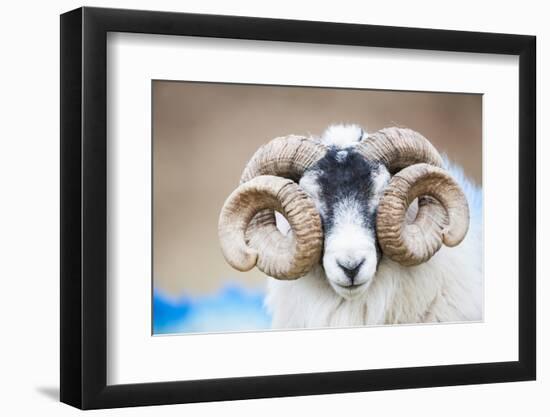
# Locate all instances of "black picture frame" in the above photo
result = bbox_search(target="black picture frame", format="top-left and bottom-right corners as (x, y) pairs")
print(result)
(60, 6), (536, 410)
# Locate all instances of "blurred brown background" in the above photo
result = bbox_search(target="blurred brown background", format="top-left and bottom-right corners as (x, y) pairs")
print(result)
(153, 81), (482, 296)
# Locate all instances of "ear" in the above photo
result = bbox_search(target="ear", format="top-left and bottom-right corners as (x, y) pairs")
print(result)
(368, 163), (391, 214)
(299, 170), (323, 205)
(371, 163), (391, 196)
(358, 128), (369, 142)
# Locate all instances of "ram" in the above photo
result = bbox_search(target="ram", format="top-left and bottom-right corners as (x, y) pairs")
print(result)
(218, 125), (482, 328)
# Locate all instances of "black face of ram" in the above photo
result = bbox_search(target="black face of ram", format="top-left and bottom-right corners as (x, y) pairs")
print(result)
(314, 148), (382, 236)
(299, 146), (390, 299)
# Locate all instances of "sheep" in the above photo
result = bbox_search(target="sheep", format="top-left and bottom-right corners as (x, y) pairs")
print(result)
(218, 124), (482, 329)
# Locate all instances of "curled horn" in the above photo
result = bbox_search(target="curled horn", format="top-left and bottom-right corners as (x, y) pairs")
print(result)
(357, 127), (470, 266)
(218, 136), (327, 279)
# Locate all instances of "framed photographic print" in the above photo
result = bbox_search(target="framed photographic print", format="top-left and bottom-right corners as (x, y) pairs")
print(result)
(60, 6), (536, 409)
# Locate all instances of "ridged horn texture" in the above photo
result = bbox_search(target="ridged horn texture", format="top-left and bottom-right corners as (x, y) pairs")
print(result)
(357, 127), (444, 172)
(218, 135), (327, 280)
(358, 128), (470, 266)
(240, 135), (327, 183)
(376, 164), (470, 265)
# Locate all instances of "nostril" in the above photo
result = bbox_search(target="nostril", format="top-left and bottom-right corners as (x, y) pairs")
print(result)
(337, 258), (365, 281)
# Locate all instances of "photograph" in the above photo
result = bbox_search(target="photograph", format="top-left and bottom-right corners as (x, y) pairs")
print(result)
(152, 81), (483, 335)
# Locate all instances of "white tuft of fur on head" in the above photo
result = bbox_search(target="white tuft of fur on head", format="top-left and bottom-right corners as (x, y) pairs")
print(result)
(320, 124), (367, 149)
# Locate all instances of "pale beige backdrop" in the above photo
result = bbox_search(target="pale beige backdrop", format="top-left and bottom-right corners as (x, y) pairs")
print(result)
(153, 81), (482, 296)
